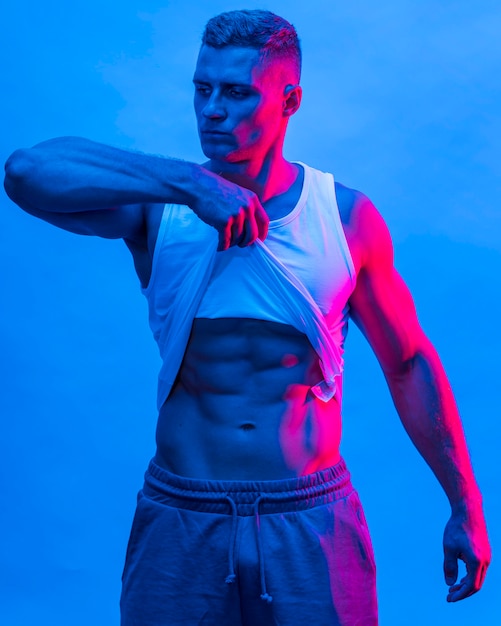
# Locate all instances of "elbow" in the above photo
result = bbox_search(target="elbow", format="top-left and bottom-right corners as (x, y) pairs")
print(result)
(383, 354), (417, 382)
(380, 338), (424, 381)
(380, 329), (435, 380)
(4, 148), (35, 205)
(383, 339), (438, 386)
(4, 147), (59, 212)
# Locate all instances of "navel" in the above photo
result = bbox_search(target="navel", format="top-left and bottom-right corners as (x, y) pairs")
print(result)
(239, 422), (256, 432)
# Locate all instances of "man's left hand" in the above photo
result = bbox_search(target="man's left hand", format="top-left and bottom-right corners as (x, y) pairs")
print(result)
(443, 504), (491, 602)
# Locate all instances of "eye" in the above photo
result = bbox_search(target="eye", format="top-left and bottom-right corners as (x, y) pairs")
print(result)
(228, 89), (249, 99)
(194, 85), (211, 96)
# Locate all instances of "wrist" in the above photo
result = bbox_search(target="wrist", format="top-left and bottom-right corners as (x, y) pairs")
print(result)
(183, 162), (210, 209)
(449, 487), (483, 515)
(157, 159), (204, 208)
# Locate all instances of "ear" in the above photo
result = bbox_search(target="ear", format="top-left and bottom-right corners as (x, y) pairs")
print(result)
(283, 84), (302, 117)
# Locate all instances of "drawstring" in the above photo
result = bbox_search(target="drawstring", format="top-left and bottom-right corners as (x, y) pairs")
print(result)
(146, 456), (351, 606)
(224, 493), (272, 603)
(254, 495), (273, 603)
(224, 495), (238, 584)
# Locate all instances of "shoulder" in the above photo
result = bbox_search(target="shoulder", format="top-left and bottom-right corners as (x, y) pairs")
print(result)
(334, 181), (394, 274)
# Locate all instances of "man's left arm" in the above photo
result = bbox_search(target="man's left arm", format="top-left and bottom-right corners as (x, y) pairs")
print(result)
(346, 192), (491, 602)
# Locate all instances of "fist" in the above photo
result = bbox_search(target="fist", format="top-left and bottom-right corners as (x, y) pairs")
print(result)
(190, 168), (269, 251)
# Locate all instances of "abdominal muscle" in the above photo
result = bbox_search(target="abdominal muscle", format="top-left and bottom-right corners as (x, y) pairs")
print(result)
(154, 318), (343, 480)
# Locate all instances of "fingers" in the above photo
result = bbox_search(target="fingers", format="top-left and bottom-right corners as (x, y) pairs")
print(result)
(255, 204), (269, 241)
(443, 550), (458, 586)
(218, 219), (232, 251)
(445, 553), (488, 603)
(232, 209), (246, 247)
(218, 201), (268, 251)
(442, 508), (491, 603)
(237, 211), (258, 248)
(447, 575), (478, 602)
(217, 209), (253, 251)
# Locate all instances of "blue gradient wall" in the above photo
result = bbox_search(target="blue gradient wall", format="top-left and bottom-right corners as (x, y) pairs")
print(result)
(1, 1), (500, 624)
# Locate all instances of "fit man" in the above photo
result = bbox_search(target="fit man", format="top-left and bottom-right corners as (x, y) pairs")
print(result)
(4, 9), (490, 626)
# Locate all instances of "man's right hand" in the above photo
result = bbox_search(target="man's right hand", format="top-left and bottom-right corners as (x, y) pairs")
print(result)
(189, 169), (269, 251)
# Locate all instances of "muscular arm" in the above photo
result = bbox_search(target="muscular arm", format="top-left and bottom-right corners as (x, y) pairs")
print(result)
(4, 136), (268, 248)
(4, 136), (197, 213)
(345, 191), (491, 602)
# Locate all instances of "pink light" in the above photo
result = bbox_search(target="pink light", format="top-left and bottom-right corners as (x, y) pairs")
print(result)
(281, 353), (299, 368)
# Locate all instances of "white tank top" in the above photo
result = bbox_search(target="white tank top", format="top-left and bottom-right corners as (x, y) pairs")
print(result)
(142, 163), (356, 410)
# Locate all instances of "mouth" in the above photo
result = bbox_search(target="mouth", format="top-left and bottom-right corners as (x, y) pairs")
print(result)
(201, 130), (231, 137)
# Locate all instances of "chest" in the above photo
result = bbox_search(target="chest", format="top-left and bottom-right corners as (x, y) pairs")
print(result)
(198, 201), (356, 323)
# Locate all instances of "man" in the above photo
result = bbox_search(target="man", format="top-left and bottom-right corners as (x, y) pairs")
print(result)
(3, 9), (490, 626)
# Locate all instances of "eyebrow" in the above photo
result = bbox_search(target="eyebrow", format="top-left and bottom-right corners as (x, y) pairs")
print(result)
(192, 79), (254, 89)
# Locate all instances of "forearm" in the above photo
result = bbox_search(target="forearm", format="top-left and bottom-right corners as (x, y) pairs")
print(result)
(386, 336), (482, 513)
(4, 136), (199, 212)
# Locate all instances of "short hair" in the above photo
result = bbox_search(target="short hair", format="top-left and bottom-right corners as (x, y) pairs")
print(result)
(201, 9), (302, 81)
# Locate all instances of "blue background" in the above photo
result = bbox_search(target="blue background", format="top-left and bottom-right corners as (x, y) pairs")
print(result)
(1, 1), (500, 624)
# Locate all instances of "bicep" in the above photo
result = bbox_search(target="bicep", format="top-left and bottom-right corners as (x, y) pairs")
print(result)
(350, 266), (425, 374)
(348, 198), (425, 375)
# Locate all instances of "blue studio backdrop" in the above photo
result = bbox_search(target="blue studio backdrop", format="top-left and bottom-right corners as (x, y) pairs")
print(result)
(1, 1), (500, 624)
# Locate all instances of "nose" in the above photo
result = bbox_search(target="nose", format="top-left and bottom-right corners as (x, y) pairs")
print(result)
(202, 92), (227, 120)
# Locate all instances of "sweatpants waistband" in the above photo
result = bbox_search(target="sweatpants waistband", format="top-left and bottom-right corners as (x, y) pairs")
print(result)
(143, 457), (354, 604)
(144, 457), (353, 516)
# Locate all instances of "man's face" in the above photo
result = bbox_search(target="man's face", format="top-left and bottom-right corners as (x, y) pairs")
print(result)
(193, 45), (289, 165)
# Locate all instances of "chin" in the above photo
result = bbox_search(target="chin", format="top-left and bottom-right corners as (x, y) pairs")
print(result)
(201, 145), (241, 164)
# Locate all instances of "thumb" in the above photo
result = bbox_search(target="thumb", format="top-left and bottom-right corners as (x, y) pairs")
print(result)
(444, 551), (458, 586)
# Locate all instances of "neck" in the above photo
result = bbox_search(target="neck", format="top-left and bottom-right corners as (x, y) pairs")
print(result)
(205, 147), (298, 204)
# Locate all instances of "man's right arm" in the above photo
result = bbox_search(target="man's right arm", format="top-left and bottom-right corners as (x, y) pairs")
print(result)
(4, 136), (268, 249)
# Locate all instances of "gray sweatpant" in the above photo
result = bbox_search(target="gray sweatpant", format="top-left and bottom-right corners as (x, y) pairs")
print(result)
(120, 458), (378, 625)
